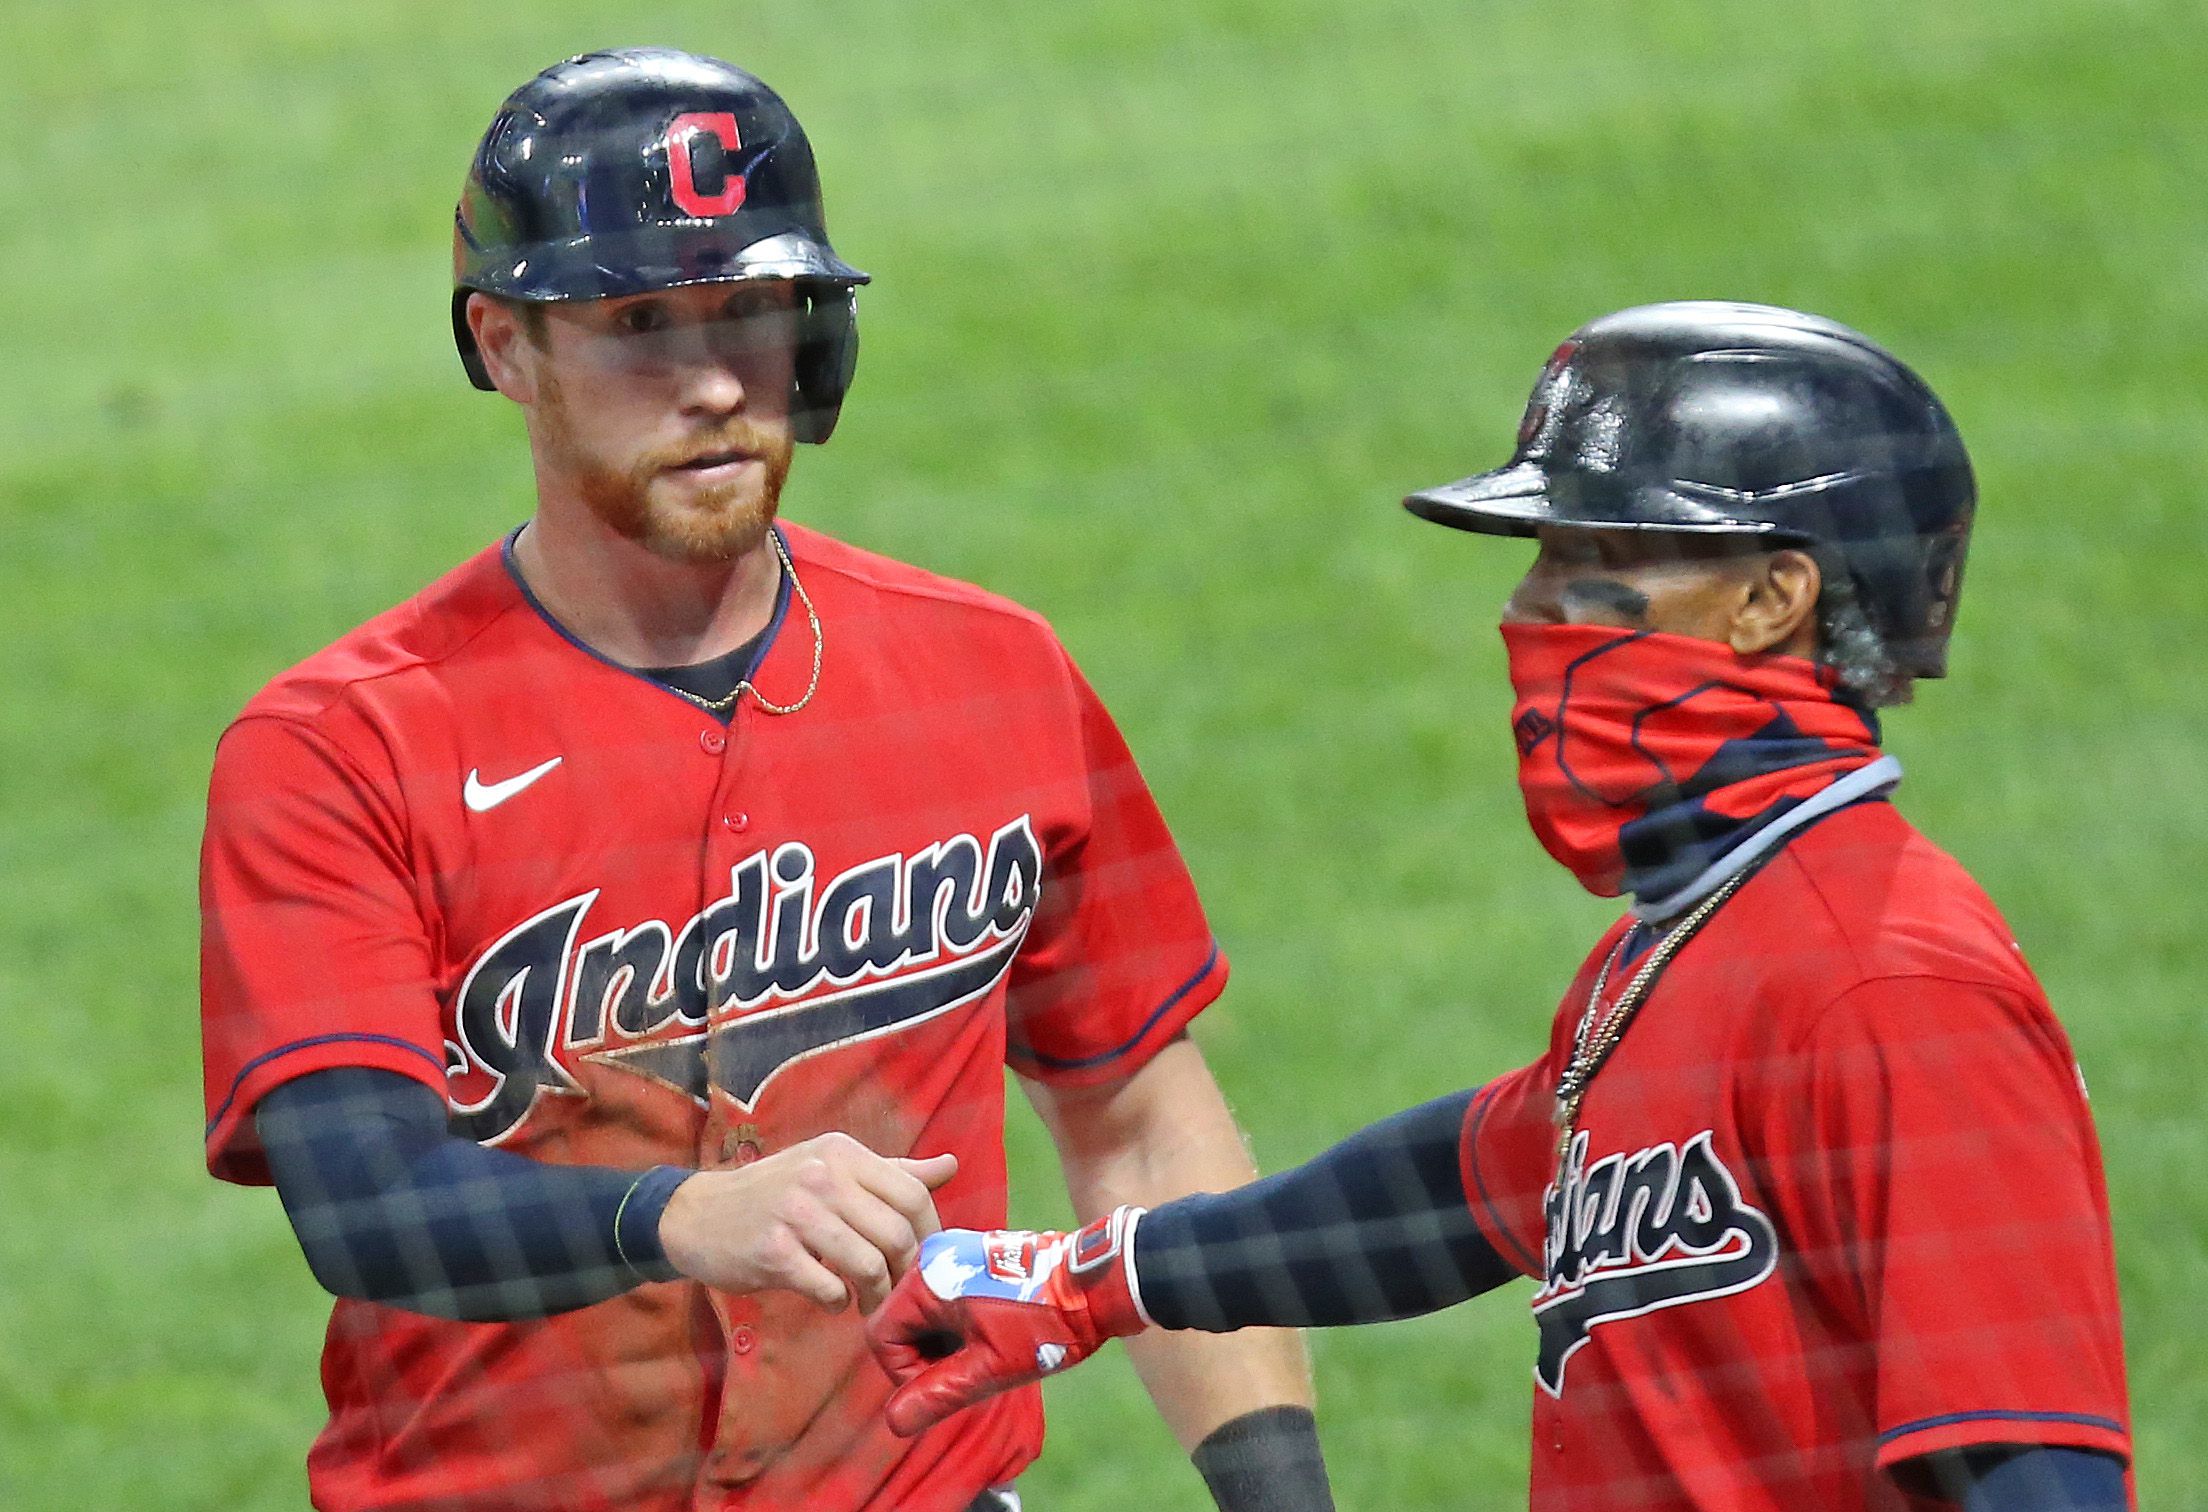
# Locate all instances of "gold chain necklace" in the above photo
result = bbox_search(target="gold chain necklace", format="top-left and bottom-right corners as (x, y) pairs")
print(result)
(1552, 866), (1754, 1166)
(666, 529), (824, 717)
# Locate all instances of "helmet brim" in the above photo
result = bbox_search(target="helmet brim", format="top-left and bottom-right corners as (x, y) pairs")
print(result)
(706, 231), (869, 287)
(1404, 463), (1795, 540)
(460, 227), (869, 303)
(1402, 463), (1551, 538)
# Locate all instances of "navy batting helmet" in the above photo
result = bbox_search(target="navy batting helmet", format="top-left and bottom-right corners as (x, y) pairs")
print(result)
(453, 48), (868, 443)
(1406, 302), (1976, 679)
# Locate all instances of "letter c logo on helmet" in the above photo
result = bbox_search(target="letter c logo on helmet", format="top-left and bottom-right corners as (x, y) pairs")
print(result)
(450, 49), (870, 444)
(666, 112), (748, 218)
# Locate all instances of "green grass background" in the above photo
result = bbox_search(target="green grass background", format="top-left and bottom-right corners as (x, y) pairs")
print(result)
(5, 0), (2205, 1506)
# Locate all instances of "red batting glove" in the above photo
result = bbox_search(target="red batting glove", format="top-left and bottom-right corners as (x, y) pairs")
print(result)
(866, 1206), (1151, 1437)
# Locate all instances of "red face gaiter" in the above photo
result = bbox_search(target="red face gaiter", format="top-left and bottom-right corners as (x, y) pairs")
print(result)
(1501, 623), (1885, 900)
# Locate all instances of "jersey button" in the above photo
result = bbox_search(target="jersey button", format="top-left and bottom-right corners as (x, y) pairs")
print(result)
(699, 728), (728, 755)
(720, 1124), (765, 1164)
(723, 811), (750, 833)
(731, 1325), (758, 1355)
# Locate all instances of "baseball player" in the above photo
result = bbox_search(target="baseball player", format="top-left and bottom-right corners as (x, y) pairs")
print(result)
(869, 303), (2134, 1510)
(198, 49), (1334, 1512)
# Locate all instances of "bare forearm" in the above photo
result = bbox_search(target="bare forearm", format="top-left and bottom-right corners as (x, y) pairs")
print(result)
(1025, 1038), (1314, 1449)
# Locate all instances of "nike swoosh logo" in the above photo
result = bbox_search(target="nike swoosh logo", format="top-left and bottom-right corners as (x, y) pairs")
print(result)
(464, 757), (563, 813)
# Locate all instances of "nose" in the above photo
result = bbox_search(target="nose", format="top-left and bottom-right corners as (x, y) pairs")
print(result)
(676, 354), (749, 420)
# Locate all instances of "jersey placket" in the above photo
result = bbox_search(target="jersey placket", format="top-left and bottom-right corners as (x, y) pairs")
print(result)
(697, 708), (755, 1161)
(693, 705), (781, 1486)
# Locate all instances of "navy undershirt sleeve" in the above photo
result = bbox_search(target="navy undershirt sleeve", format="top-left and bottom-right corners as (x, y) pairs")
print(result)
(1133, 1090), (1518, 1331)
(1906, 1447), (2128, 1511)
(256, 1067), (692, 1322)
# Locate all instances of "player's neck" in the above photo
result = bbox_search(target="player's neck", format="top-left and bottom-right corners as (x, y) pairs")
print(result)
(511, 509), (784, 670)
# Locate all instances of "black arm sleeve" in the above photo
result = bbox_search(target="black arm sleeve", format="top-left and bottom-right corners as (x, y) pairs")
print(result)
(1132, 1090), (1521, 1331)
(255, 1067), (692, 1322)
(1905, 1447), (2129, 1512)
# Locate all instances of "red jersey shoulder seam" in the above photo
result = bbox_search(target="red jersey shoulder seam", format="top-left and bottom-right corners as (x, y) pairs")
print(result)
(224, 578), (534, 772)
(237, 591), (529, 732)
(781, 528), (1088, 728)
(217, 711), (404, 807)
(215, 585), (526, 880)
(1793, 971), (2056, 1061)
(1761, 840), (1877, 991)
(780, 523), (1058, 632)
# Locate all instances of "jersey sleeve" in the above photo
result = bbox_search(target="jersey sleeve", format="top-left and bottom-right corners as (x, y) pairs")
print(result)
(1457, 927), (1625, 1279)
(1456, 1061), (1556, 1279)
(1781, 975), (2131, 1468)
(1003, 653), (1226, 1086)
(200, 714), (450, 1185)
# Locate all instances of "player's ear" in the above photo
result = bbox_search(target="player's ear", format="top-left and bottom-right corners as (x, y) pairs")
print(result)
(466, 294), (542, 405)
(1729, 549), (1821, 657)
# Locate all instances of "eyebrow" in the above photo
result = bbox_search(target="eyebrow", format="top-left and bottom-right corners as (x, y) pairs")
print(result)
(1558, 578), (1653, 623)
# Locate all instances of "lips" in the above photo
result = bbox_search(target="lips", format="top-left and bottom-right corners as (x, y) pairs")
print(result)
(673, 448), (754, 471)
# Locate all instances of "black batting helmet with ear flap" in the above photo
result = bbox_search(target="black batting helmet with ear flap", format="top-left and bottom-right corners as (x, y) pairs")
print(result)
(452, 48), (867, 443)
(1405, 302), (1977, 679)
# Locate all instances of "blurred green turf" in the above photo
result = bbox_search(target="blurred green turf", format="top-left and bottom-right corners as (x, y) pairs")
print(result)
(5, 1), (2205, 1507)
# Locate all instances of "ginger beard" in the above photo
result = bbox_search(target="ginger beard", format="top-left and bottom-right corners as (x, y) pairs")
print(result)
(535, 366), (795, 564)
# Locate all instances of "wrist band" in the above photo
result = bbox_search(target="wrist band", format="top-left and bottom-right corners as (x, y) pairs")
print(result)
(612, 1166), (692, 1284)
(1192, 1405), (1334, 1512)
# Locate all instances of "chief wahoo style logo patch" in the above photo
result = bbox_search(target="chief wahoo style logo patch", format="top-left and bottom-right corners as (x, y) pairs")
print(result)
(1531, 1130), (1779, 1395)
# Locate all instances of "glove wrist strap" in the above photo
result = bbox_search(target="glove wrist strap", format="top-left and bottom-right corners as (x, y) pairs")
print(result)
(1121, 1205), (1156, 1329)
(1068, 1204), (1151, 1337)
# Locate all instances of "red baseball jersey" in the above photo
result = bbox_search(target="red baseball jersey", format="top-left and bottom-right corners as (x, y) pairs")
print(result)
(200, 522), (1228, 1511)
(1458, 800), (2131, 1512)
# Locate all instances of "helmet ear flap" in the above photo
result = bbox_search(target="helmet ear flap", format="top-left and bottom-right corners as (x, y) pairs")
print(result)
(791, 287), (859, 444)
(453, 290), (498, 392)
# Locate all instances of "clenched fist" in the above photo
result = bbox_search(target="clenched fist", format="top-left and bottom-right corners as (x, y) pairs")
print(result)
(658, 1131), (956, 1313)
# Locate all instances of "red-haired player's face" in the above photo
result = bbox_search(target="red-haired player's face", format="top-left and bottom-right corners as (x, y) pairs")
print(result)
(522, 282), (799, 563)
